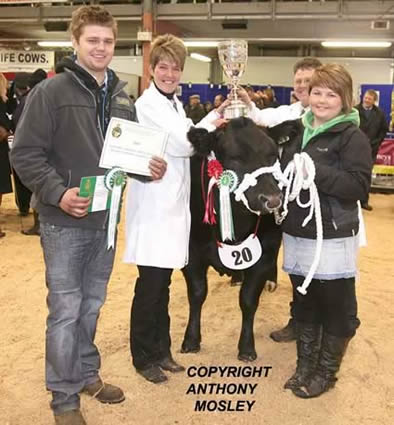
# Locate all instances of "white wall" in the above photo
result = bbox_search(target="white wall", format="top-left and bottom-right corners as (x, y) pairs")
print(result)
(111, 56), (210, 95)
(182, 57), (211, 83)
(116, 71), (139, 98)
(244, 57), (394, 96)
(110, 55), (394, 98)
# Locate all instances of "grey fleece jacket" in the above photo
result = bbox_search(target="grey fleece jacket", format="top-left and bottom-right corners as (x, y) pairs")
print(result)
(11, 63), (136, 230)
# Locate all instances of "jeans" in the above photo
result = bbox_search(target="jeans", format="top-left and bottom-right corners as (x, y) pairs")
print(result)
(40, 223), (115, 414)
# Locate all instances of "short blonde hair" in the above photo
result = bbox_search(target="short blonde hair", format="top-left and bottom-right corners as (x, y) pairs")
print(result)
(309, 64), (353, 114)
(364, 89), (378, 102)
(0, 73), (8, 102)
(70, 5), (117, 42)
(150, 34), (187, 71)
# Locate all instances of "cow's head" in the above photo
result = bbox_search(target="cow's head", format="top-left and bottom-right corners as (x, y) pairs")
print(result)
(188, 117), (282, 214)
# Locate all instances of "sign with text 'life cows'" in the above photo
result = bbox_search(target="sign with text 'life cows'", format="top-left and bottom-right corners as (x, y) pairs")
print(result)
(0, 0), (64, 3)
(0, 50), (54, 71)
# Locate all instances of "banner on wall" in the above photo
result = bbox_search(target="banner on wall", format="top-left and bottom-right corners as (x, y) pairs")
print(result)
(0, 50), (54, 71)
(0, 0), (64, 3)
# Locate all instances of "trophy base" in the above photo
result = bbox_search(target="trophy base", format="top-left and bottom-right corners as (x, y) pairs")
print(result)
(223, 101), (248, 120)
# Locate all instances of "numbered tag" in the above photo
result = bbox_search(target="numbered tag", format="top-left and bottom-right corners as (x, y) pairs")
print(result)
(218, 234), (262, 270)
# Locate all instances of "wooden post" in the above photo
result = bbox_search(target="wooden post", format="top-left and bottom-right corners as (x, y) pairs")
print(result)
(141, 0), (153, 94)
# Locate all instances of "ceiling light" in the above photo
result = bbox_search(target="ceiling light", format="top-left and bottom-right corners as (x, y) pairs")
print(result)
(190, 53), (212, 63)
(37, 41), (73, 47)
(321, 41), (392, 48)
(185, 41), (219, 48)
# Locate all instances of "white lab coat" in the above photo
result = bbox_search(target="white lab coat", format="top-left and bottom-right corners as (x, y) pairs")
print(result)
(123, 83), (216, 269)
(247, 100), (306, 127)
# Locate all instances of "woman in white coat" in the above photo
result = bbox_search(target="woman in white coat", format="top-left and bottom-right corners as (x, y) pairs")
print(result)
(124, 34), (226, 384)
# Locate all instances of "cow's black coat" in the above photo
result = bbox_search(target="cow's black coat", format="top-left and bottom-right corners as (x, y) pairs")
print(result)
(181, 117), (283, 361)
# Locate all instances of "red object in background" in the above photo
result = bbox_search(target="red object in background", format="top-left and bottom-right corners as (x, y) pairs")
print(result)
(3, 71), (55, 82)
(3, 72), (16, 81)
(376, 138), (394, 166)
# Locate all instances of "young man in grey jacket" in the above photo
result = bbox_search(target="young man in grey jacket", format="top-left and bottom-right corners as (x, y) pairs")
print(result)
(11, 6), (166, 425)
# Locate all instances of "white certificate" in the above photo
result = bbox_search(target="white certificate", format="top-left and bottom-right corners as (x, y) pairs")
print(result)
(99, 117), (168, 176)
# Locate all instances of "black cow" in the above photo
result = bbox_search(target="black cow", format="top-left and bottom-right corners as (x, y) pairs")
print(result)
(181, 117), (283, 362)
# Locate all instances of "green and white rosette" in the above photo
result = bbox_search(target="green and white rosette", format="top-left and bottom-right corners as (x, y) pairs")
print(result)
(104, 167), (127, 250)
(218, 170), (239, 241)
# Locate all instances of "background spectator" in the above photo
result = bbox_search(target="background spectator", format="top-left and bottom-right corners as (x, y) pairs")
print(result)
(355, 89), (389, 211)
(13, 69), (48, 234)
(203, 100), (213, 114)
(184, 94), (206, 124)
(213, 94), (225, 109)
(0, 73), (13, 238)
(261, 87), (280, 108)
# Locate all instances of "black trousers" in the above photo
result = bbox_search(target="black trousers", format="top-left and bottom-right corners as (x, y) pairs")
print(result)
(290, 274), (360, 338)
(130, 265), (173, 370)
(13, 168), (31, 214)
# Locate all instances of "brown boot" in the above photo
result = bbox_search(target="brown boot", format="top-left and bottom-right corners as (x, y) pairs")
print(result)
(270, 318), (297, 342)
(82, 379), (125, 404)
(292, 333), (351, 398)
(284, 323), (321, 390)
(54, 409), (86, 425)
(22, 210), (40, 235)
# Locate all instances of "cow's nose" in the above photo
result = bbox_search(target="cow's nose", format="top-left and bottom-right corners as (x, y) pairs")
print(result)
(258, 193), (283, 210)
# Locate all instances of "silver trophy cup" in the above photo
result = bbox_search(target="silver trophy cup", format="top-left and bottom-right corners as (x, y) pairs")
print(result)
(218, 40), (248, 119)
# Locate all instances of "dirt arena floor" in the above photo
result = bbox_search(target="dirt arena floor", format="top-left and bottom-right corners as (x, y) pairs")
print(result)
(1, 192), (393, 425)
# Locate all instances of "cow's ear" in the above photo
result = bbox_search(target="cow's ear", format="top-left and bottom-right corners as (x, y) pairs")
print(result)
(187, 127), (218, 157)
(268, 119), (301, 145)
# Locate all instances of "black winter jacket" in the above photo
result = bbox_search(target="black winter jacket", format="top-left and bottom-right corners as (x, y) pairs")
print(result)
(11, 58), (137, 229)
(280, 120), (372, 239)
(355, 103), (388, 158)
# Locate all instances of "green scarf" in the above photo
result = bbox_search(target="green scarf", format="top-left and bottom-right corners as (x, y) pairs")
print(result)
(301, 108), (360, 149)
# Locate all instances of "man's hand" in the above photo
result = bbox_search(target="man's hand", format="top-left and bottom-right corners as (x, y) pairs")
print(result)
(149, 156), (167, 180)
(59, 187), (91, 218)
(236, 87), (252, 107)
(215, 99), (231, 117)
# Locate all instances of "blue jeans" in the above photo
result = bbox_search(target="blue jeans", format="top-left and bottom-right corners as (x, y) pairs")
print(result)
(40, 223), (115, 414)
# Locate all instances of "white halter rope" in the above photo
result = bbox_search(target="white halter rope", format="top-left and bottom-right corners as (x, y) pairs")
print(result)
(274, 152), (323, 295)
(205, 152), (282, 240)
(233, 160), (283, 215)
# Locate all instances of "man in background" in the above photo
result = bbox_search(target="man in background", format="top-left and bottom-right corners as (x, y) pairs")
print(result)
(185, 94), (206, 124)
(12, 69), (48, 234)
(356, 89), (389, 211)
(213, 93), (225, 109)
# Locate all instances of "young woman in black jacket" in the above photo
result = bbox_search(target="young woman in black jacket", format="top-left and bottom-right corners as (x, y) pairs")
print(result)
(281, 64), (372, 398)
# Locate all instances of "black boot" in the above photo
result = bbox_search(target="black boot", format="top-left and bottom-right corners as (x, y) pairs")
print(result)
(157, 354), (185, 373)
(21, 210), (40, 236)
(284, 322), (321, 390)
(292, 332), (350, 398)
(270, 318), (296, 342)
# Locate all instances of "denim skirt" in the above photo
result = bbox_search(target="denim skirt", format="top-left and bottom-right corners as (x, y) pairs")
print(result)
(282, 232), (359, 280)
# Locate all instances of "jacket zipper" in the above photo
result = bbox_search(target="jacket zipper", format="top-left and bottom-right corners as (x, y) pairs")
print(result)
(70, 73), (126, 229)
